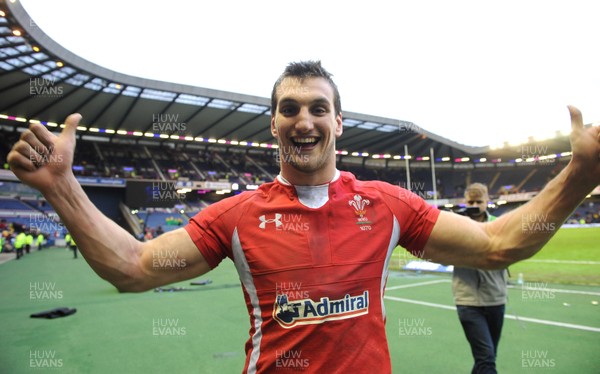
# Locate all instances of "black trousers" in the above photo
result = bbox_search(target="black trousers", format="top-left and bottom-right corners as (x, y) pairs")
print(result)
(457, 304), (505, 374)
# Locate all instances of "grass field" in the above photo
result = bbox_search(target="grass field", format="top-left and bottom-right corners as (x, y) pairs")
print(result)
(0, 240), (599, 373)
(391, 226), (600, 286)
(509, 226), (600, 286)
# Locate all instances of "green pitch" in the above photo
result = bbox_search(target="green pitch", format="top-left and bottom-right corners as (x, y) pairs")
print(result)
(509, 226), (600, 285)
(1, 245), (598, 373)
(391, 226), (600, 286)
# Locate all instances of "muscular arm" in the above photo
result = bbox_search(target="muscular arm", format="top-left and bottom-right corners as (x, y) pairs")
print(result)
(45, 175), (210, 291)
(423, 106), (600, 269)
(7, 114), (210, 292)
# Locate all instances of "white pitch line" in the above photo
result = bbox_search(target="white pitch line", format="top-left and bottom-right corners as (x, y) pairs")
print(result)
(508, 285), (600, 296)
(384, 295), (600, 333)
(385, 279), (450, 291)
(525, 259), (600, 265)
(503, 315), (600, 333)
(385, 295), (456, 310)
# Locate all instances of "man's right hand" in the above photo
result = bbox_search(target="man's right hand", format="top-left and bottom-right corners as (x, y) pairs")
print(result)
(7, 113), (81, 192)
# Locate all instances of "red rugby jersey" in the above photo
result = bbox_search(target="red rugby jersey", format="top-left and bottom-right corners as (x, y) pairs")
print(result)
(185, 171), (440, 373)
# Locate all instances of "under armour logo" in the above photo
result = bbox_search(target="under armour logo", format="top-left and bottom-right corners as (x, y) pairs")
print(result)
(259, 214), (282, 229)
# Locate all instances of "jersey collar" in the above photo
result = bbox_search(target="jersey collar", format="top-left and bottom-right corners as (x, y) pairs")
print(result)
(276, 169), (341, 187)
(276, 170), (340, 209)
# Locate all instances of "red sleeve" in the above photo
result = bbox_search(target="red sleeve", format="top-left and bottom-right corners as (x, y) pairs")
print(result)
(381, 185), (440, 256)
(183, 196), (244, 269)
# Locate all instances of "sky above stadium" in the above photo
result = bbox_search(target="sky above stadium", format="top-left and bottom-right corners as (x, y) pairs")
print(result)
(19, 0), (600, 147)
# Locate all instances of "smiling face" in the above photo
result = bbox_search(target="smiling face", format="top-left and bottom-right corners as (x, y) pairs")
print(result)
(271, 77), (343, 185)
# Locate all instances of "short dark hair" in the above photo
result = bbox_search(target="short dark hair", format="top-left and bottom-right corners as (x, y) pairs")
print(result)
(271, 60), (342, 117)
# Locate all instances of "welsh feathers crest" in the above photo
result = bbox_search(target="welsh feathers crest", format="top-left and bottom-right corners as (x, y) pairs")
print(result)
(349, 194), (370, 217)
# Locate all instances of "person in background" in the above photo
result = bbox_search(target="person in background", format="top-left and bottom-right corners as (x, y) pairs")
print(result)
(36, 231), (45, 250)
(25, 228), (33, 254)
(68, 234), (77, 259)
(14, 228), (26, 260)
(64, 232), (77, 258)
(64, 232), (71, 249)
(452, 183), (508, 374)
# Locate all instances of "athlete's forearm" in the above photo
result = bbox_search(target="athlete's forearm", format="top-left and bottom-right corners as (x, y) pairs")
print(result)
(43, 174), (144, 290)
(486, 160), (595, 265)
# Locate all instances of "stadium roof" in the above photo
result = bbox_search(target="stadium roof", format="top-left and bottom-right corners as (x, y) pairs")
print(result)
(0, 0), (573, 165)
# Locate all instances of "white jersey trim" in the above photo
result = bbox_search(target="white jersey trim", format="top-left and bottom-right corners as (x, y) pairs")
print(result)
(232, 228), (262, 374)
(380, 216), (400, 321)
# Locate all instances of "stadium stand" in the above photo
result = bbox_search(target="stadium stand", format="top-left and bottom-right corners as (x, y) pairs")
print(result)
(0, 0), (597, 245)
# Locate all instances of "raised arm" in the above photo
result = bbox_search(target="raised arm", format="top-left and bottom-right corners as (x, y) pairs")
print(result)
(7, 114), (210, 292)
(423, 106), (600, 269)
